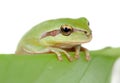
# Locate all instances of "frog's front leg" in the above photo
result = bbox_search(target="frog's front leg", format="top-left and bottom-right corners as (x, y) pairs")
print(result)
(74, 45), (90, 61)
(80, 46), (90, 61)
(74, 45), (81, 59)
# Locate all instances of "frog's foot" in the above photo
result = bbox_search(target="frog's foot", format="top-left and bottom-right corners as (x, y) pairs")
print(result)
(86, 55), (90, 61)
(50, 49), (63, 61)
(74, 55), (80, 59)
(50, 47), (73, 62)
(81, 46), (91, 61)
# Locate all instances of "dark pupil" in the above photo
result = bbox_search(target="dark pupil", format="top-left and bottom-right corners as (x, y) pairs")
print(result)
(63, 27), (70, 32)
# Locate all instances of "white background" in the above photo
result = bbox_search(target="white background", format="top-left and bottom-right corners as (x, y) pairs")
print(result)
(0, 0), (120, 83)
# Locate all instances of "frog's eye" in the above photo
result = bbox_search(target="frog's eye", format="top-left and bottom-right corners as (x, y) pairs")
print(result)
(60, 25), (73, 36)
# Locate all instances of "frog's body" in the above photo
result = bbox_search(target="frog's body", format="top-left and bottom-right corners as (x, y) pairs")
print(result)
(15, 17), (92, 61)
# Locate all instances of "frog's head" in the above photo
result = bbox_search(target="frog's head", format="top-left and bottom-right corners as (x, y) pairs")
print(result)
(40, 17), (92, 45)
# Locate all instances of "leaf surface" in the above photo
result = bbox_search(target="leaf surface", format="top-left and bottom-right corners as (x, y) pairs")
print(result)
(0, 47), (120, 83)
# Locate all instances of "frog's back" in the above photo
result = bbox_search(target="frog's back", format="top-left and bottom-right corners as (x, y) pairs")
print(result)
(20, 18), (76, 40)
(15, 19), (56, 54)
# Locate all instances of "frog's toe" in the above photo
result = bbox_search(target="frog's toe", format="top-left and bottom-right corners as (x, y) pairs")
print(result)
(86, 55), (91, 61)
(57, 56), (63, 61)
(67, 56), (73, 62)
(74, 55), (80, 59)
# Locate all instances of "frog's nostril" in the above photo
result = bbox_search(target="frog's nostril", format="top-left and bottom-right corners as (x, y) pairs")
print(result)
(84, 31), (92, 37)
(84, 31), (87, 34)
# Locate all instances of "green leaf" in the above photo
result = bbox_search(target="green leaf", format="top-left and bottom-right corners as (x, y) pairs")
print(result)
(0, 47), (120, 83)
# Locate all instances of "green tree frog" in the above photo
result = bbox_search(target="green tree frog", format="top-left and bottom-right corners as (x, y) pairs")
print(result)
(15, 17), (92, 61)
